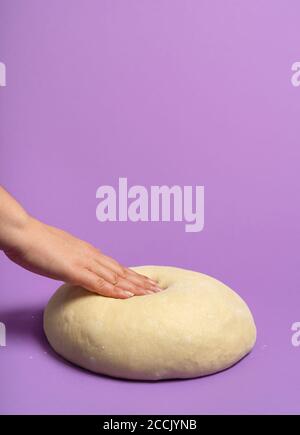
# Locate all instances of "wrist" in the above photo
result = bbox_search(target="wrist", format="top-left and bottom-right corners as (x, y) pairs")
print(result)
(0, 211), (33, 253)
(0, 187), (39, 254)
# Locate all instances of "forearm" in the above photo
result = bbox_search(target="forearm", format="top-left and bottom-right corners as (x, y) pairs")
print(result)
(0, 186), (161, 298)
(0, 186), (30, 252)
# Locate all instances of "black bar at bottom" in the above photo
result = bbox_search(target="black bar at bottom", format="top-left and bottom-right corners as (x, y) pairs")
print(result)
(0, 413), (289, 433)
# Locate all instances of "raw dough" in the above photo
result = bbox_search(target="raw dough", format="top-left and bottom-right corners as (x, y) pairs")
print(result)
(44, 266), (256, 380)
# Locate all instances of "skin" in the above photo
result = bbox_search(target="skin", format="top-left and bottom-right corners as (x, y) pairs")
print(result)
(0, 186), (162, 299)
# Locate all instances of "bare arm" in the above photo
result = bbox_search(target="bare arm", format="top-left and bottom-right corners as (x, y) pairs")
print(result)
(0, 186), (161, 298)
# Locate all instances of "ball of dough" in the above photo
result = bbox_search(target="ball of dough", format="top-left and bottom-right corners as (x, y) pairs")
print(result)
(44, 266), (256, 380)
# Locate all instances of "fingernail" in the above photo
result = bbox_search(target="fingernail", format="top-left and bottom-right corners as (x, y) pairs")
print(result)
(139, 287), (153, 294)
(148, 279), (157, 285)
(150, 285), (163, 292)
(124, 291), (134, 298)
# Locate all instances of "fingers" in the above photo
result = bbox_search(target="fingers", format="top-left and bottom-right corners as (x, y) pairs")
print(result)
(75, 269), (135, 299)
(114, 277), (152, 296)
(88, 261), (143, 295)
(89, 259), (161, 297)
(92, 253), (163, 293)
(123, 268), (161, 292)
(75, 265), (162, 299)
(78, 247), (163, 298)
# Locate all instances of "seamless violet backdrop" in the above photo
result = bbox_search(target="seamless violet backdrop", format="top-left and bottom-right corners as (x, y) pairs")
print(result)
(0, 0), (300, 414)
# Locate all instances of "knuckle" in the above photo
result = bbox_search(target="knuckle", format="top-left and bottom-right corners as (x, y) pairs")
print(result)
(112, 272), (119, 285)
(123, 268), (132, 278)
(119, 267), (126, 278)
(128, 283), (138, 293)
(96, 277), (106, 290)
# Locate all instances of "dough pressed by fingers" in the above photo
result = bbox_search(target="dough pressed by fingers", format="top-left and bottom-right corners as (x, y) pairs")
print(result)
(44, 266), (256, 380)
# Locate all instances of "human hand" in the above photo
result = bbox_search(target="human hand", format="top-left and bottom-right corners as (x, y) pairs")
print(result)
(3, 215), (162, 299)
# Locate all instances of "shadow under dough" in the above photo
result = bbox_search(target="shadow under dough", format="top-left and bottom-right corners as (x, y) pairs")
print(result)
(0, 305), (250, 384)
(0, 305), (78, 372)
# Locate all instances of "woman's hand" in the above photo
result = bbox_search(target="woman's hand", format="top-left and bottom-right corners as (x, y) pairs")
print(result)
(0, 187), (162, 299)
(4, 217), (162, 298)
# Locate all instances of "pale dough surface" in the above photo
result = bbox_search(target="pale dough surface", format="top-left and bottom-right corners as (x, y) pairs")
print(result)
(44, 266), (256, 380)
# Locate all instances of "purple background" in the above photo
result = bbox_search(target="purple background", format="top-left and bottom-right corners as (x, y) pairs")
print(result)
(1, 0), (300, 414)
